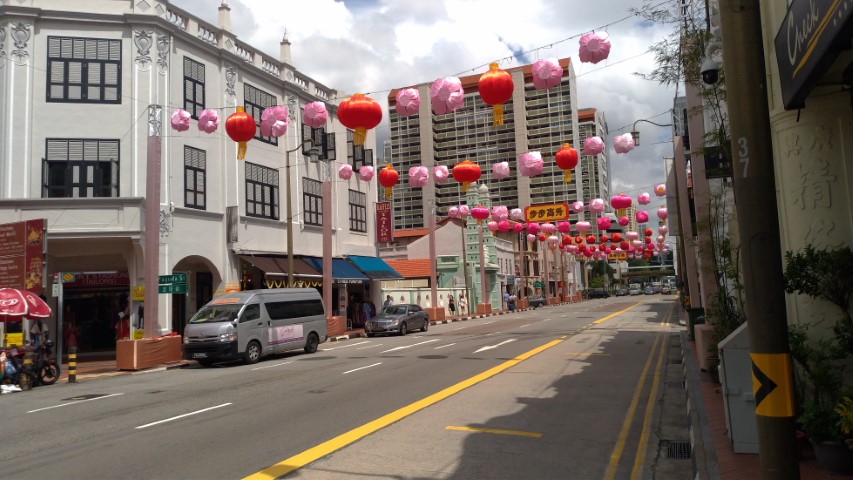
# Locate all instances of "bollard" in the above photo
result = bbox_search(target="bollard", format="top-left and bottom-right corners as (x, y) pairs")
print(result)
(68, 346), (77, 383)
(20, 351), (33, 391)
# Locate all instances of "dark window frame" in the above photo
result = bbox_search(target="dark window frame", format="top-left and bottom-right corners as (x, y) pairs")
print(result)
(183, 57), (206, 119)
(264, 299), (324, 320)
(42, 138), (119, 198)
(348, 189), (367, 233)
(184, 146), (207, 210)
(244, 83), (278, 145)
(302, 177), (323, 226)
(46, 36), (121, 104)
(347, 130), (373, 170)
(245, 162), (279, 220)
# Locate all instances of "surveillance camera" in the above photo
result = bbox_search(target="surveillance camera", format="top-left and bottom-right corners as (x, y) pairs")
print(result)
(701, 57), (720, 85)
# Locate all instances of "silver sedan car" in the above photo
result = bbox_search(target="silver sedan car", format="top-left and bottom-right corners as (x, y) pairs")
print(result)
(365, 304), (429, 336)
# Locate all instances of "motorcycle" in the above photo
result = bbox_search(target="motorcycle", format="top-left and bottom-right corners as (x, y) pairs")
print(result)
(2, 340), (59, 387)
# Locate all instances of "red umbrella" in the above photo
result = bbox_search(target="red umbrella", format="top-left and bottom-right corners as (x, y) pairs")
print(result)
(0, 288), (51, 321)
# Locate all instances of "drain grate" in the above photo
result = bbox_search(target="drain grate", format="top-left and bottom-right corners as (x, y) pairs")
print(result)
(663, 440), (693, 459)
(666, 381), (685, 389)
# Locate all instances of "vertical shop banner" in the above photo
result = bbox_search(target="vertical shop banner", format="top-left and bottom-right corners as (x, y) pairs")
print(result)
(0, 219), (45, 294)
(376, 201), (392, 244)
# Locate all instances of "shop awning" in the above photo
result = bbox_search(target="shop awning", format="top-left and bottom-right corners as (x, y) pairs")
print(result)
(301, 256), (368, 284)
(237, 255), (321, 278)
(345, 255), (403, 280)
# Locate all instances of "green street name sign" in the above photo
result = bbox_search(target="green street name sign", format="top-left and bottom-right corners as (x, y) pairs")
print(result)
(158, 283), (187, 294)
(158, 273), (187, 284)
(533, 281), (544, 288)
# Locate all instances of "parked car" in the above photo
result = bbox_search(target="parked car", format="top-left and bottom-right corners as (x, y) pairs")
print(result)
(587, 288), (611, 299)
(644, 286), (655, 295)
(629, 288), (641, 296)
(527, 295), (546, 308)
(661, 285), (672, 294)
(615, 289), (628, 297)
(364, 304), (429, 336)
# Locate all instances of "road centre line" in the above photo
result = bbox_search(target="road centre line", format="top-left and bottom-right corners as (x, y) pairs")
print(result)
(519, 324), (531, 328)
(242, 338), (565, 480)
(357, 344), (383, 349)
(660, 302), (675, 326)
(481, 320), (495, 325)
(631, 333), (667, 479)
(380, 339), (438, 353)
(343, 362), (382, 374)
(320, 341), (370, 351)
(434, 343), (456, 349)
(603, 335), (663, 479)
(252, 361), (293, 371)
(135, 403), (232, 430)
(594, 303), (643, 324)
(28, 393), (125, 413)
(446, 425), (542, 438)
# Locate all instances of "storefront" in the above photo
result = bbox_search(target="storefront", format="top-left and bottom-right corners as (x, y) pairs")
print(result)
(301, 256), (370, 328)
(55, 272), (131, 354)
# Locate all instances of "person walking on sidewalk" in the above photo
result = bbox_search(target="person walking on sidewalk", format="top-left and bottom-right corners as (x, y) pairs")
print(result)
(458, 294), (467, 316)
(448, 295), (456, 316)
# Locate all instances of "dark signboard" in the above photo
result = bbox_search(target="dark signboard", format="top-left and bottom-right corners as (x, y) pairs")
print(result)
(0, 219), (45, 293)
(775, 0), (853, 109)
(376, 201), (393, 244)
(703, 145), (732, 179)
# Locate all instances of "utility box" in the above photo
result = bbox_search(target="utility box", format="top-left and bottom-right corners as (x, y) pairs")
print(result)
(718, 322), (758, 454)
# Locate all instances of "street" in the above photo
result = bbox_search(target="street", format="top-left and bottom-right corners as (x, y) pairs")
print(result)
(0, 297), (691, 480)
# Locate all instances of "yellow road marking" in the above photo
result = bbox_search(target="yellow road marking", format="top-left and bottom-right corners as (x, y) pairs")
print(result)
(603, 335), (662, 480)
(446, 425), (543, 438)
(243, 339), (564, 480)
(660, 302), (674, 326)
(594, 303), (643, 324)
(631, 333), (667, 479)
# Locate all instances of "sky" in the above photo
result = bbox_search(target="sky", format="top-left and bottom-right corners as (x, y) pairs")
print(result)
(171, 0), (679, 207)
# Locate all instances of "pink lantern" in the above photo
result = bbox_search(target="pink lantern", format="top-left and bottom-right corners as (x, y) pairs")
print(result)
(260, 105), (289, 138)
(492, 161), (510, 180)
(408, 166), (429, 187)
(583, 136), (604, 156)
(197, 109), (219, 133)
(659, 225), (669, 235)
(458, 205), (470, 218)
(597, 217), (612, 231)
(578, 31), (611, 64)
(303, 101), (328, 128)
(638, 192), (651, 205)
(636, 211), (649, 224)
(575, 221), (591, 233)
(513, 223), (524, 233)
(430, 77), (464, 115)
(531, 58), (563, 89)
(170, 109), (191, 132)
(448, 206), (459, 218)
(657, 207), (668, 220)
(546, 235), (560, 249)
(471, 206), (490, 224)
(527, 234), (536, 243)
(589, 198), (606, 214)
(618, 216), (629, 227)
(358, 165), (375, 181)
(657, 235), (665, 243)
(338, 164), (353, 180)
(572, 201), (585, 213)
(655, 183), (667, 196)
(626, 231), (639, 241)
(394, 88), (421, 117)
(557, 221), (571, 233)
(541, 223), (556, 234)
(433, 165), (450, 183)
(510, 208), (523, 221)
(498, 220), (510, 232)
(527, 223), (540, 235)
(518, 151), (544, 177)
(487, 221), (499, 234)
(613, 132), (635, 154)
(568, 245), (579, 254)
(491, 205), (508, 222)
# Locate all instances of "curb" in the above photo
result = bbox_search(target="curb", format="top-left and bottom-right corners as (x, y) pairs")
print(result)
(680, 331), (719, 480)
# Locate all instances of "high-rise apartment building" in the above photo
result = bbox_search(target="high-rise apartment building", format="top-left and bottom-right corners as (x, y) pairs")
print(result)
(387, 58), (592, 230)
(576, 108), (611, 203)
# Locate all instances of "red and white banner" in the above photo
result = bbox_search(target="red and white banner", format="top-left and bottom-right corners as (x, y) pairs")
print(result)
(376, 201), (393, 244)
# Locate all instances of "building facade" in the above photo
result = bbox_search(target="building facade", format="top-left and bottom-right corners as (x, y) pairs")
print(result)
(0, 0), (382, 351)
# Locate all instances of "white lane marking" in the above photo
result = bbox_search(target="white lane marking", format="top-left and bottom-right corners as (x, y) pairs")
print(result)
(135, 403), (232, 429)
(131, 367), (166, 375)
(380, 339), (439, 353)
(474, 339), (517, 353)
(320, 341), (370, 351)
(434, 343), (456, 350)
(252, 361), (294, 371)
(481, 321), (495, 325)
(28, 393), (125, 413)
(343, 362), (382, 374)
(357, 344), (383, 349)
(560, 314), (568, 317)
(450, 326), (466, 331)
(543, 318), (551, 322)
(519, 324), (531, 328)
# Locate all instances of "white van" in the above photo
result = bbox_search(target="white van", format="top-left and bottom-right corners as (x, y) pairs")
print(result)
(181, 288), (327, 366)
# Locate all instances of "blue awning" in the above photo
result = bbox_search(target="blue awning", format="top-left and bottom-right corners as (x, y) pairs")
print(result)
(301, 256), (368, 284)
(345, 255), (403, 280)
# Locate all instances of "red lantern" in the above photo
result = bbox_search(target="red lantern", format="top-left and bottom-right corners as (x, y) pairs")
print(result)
(554, 143), (579, 183)
(561, 235), (572, 246)
(586, 235), (597, 244)
(471, 206), (490, 224)
(452, 160), (482, 193)
(337, 93), (382, 146)
(538, 234), (547, 242)
(378, 164), (399, 200)
(645, 237), (652, 244)
(644, 228), (653, 237)
(611, 233), (622, 243)
(575, 235), (584, 244)
(610, 193), (632, 218)
(620, 241), (629, 250)
(598, 244), (606, 251)
(225, 106), (256, 160)
(478, 63), (514, 126)
(600, 234), (609, 243)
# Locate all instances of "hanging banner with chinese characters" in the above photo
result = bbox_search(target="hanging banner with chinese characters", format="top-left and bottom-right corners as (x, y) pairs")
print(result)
(524, 203), (569, 223)
(376, 201), (393, 243)
(0, 219), (46, 294)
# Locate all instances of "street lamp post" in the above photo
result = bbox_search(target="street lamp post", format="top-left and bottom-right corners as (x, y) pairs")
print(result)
(285, 138), (318, 287)
(630, 118), (674, 146)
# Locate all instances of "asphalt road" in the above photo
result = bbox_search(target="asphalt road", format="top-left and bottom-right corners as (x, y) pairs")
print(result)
(0, 295), (689, 480)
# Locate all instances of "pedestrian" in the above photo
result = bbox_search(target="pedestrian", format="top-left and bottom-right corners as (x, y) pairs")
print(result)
(383, 295), (393, 308)
(30, 318), (48, 347)
(503, 291), (510, 309)
(63, 305), (79, 350)
(448, 295), (456, 316)
(115, 295), (131, 341)
(509, 294), (517, 312)
(458, 294), (467, 315)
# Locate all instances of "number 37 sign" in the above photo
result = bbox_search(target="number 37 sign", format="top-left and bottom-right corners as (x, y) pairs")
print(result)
(524, 202), (570, 223)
